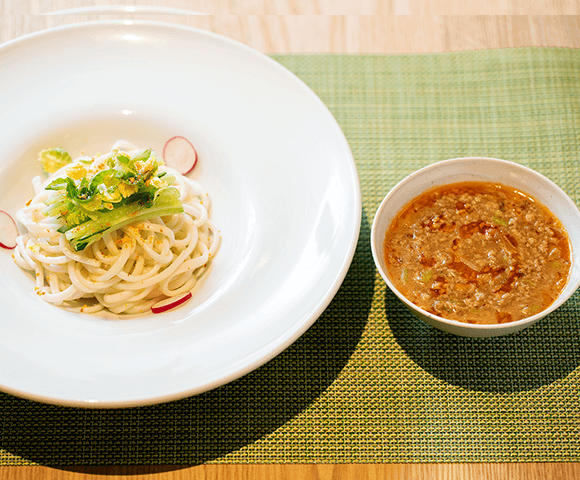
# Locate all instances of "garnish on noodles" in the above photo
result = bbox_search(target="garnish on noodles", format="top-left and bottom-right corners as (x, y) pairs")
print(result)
(12, 140), (219, 315)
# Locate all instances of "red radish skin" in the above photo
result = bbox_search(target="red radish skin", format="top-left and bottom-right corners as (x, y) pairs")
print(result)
(0, 211), (18, 250)
(151, 292), (193, 314)
(163, 136), (198, 175)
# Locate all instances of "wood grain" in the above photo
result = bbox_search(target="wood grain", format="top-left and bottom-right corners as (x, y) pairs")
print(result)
(3, 0), (580, 15)
(2, 3), (580, 479)
(2, 463), (580, 479)
(2, 14), (580, 52)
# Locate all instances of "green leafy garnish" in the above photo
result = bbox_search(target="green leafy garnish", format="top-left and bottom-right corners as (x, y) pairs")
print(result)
(64, 188), (182, 251)
(42, 147), (182, 251)
(38, 148), (72, 174)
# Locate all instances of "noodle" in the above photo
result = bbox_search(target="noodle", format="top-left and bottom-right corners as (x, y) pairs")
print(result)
(13, 142), (220, 315)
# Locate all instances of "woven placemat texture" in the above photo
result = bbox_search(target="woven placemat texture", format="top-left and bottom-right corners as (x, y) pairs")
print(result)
(1, 47), (580, 466)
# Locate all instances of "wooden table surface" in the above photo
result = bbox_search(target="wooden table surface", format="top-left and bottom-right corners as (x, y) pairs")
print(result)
(2, 2), (580, 479)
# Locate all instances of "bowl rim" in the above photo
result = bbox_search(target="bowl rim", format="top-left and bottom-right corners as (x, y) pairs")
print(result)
(371, 156), (580, 332)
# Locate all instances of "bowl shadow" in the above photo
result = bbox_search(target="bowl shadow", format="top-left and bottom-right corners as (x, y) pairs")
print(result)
(385, 288), (580, 393)
(0, 214), (374, 470)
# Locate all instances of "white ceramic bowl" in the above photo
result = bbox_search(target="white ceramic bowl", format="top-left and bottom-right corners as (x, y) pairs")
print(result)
(371, 157), (580, 337)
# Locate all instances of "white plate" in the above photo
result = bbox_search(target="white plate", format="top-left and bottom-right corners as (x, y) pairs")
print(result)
(0, 21), (360, 407)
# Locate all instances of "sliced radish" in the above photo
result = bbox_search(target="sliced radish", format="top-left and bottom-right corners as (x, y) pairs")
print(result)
(163, 136), (198, 174)
(151, 292), (193, 314)
(0, 211), (18, 250)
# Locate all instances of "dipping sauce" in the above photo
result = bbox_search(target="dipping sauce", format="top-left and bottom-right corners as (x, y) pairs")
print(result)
(383, 182), (571, 324)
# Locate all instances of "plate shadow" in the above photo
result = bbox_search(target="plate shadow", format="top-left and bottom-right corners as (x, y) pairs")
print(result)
(386, 288), (580, 393)
(0, 213), (374, 468)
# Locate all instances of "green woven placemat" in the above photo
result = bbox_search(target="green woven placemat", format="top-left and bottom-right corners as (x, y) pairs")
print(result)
(2, 47), (580, 466)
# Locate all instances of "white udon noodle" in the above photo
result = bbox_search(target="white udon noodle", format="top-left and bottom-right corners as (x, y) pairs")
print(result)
(12, 141), (220, 315)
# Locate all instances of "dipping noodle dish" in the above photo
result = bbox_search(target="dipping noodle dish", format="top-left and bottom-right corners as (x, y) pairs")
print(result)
(371, 157), (580, 337)
(2, 138), (220, 316)
(383, 182), (570, 325)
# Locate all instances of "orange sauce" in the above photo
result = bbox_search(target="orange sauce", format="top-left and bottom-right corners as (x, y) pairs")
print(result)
(383, 182), (571, 324)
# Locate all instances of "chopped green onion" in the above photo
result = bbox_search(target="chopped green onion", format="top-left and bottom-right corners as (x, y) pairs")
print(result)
(421, 270), (434, 283)
(448, 298), (466, 306)
(401, 267), (409, 284)
(492, 216), (509, 227)
(527, 305), (540, 314)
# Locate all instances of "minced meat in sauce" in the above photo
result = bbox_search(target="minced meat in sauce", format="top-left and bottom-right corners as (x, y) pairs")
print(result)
(383, 182), (571, 324)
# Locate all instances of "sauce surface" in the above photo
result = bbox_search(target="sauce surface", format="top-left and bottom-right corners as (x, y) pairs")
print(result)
(383, 182), (571, 324)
